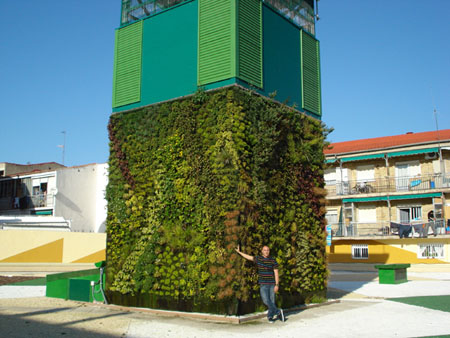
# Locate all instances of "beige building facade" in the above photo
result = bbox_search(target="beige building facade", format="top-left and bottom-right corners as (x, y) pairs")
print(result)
(324, 130), (450, 264)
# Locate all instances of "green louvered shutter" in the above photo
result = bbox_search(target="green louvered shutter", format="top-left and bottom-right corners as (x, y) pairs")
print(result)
(198, 0), (236, 86)
(112, 21), (143, 108)
(301, 30), (321, 116)
(238, 0), (262, 88)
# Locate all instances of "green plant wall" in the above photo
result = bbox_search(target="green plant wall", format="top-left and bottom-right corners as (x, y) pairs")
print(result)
(106, 86), (329, 315)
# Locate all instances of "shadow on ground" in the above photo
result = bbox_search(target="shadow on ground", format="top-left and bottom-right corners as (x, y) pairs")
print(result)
(326, 264), (379, 299)
(0, 297), (133, 338)
(0, 312), (122, 338)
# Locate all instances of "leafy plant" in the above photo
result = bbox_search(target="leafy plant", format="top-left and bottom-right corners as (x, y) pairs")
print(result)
(106, 86), (329, 314)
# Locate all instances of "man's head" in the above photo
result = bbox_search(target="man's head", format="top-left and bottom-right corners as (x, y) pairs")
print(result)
(261, 246), (270, 258)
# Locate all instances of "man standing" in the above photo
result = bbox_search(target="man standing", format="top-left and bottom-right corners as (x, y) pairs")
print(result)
(236, 245), (285, 323)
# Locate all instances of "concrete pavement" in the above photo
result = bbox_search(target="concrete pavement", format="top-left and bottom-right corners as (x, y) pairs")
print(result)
(1, 264), (450, 337)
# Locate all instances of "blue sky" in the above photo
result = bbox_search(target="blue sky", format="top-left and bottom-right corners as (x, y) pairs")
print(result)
(1, 0), (449, 166)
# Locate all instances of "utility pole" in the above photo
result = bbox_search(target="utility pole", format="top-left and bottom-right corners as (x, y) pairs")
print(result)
(57, 131), (66, 165)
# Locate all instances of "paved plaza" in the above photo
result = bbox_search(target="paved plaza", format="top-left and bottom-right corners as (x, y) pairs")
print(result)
(1, 264), (449, 338)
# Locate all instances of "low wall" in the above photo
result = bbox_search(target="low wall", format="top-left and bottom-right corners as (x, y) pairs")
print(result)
(0, 230), (106, 263)
(327, 237), (450, 264)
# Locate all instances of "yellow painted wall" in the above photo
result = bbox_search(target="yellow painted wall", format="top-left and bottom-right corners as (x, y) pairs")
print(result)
(0, 230), (106, 263)
(327, 238), (450, 264)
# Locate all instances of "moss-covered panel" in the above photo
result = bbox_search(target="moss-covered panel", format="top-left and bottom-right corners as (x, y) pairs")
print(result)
(106, 86), (328, 315)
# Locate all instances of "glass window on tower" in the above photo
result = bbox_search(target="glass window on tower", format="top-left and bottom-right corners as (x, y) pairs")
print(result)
(263, 0), (315, 34)
(121, 0), (186, 26)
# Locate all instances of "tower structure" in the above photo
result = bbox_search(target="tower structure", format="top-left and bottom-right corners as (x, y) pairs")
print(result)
(112, 0), (321, 118)
(107, 0), (327, 315)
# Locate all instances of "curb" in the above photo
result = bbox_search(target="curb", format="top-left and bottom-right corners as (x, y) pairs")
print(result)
(88, 299), (341, 324)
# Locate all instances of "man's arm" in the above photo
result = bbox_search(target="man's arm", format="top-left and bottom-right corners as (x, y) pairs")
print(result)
(235, 245), (254, 262)
(274, 269), (279, 293)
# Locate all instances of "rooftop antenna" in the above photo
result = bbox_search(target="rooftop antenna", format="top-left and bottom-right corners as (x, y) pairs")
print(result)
(315, 0), (320, 21)
(430, 87), (444, 174)
(57, 131), (66, 165)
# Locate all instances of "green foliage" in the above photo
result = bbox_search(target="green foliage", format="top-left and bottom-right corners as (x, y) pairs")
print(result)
(106, 86), (328, 312)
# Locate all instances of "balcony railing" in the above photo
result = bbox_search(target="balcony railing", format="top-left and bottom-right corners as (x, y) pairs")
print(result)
(0, 216), (70, 231)
(121, 0), (187, 26)
(325, 173), (450, 197)
(329, 220), (448, 238)
(263, 0), (315, 34)
(120, 0), (316, 34)
(0, 194), (55, 211)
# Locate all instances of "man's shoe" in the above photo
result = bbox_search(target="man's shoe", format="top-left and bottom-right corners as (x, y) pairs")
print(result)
(268, 318), (275, 323)
(278, 309), (285, 322)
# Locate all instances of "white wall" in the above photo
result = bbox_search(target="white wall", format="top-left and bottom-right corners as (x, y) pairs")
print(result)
(54, 164), (108, 233)
(95, 164), (108, 233)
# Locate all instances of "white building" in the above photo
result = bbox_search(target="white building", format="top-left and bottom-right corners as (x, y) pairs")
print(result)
(0, 162), (108, 232)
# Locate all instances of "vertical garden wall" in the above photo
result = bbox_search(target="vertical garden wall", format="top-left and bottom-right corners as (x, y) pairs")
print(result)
(106, 86), (328, 315)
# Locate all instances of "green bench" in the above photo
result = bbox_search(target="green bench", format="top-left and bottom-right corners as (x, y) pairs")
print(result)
(374, 264), (410, 284)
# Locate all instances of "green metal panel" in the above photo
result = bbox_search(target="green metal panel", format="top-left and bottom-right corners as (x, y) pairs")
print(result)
(343, 193), (441, 204)
(375, 264), (410, 284)
(113, 1), (198, 113)
(34, 210), (52, 215)
(68, 279), (91, 302)
(387, 147), (439, 158)
(46, 278), (69, 299)
(112, 21), (143, 108)
(388, 193), (441, 200)
(198, 0), (236, 86)
(46, 269), (102, 301)
(301, 30), (321, 115)
(238, 0), (262, 88)
(262, 5), (302, 111)
(343, 197), (388, 203)
(328, 148), (439, 163)
(340, 154), (385, 162)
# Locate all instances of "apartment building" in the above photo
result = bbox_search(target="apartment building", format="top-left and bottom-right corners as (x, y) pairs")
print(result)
(324, 130), (450, 264)
(0, 162), (108, 232)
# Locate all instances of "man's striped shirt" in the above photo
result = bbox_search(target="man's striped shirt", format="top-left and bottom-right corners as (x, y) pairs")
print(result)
(255, 255), (278, 285)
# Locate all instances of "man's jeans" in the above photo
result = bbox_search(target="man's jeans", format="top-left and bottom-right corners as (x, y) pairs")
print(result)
(260, 284), (280, 319)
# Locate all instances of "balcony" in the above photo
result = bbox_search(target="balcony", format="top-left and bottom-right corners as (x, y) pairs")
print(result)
(121, 0), (187, 26)
(329, 220), (449, 239)
(325, 173), (450, 198)
(121, 0), (316, 34)
(0, 194), (55, 213)
(263, 0), (315, 34)
(0, 216), (70, 231)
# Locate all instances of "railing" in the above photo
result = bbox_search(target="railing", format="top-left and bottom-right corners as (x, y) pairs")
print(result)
(330, 222), (390, 237)
(121, 0), (187, 26)
(0, 194), (55, 211)
(263, 0), (315, 34)
(329, 220), (449, 238)
(0, 216), (70, 231)
(120, 0), (316, 35)
(325, 173), (450, 197)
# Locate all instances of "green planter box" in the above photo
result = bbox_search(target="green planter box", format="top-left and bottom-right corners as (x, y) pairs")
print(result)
(46, 268), (105, 302)
(68, 279), (91, 302)
(374, 264), (411, 284)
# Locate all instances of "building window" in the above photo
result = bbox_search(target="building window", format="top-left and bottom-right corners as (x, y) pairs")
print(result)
(324, 168), (336, 186)
(357, 205), (377, 223)
(121, 0), (186, 26)
(325, 210), (338, 225)
(264, 0), (316, 34)
(352, 244), (369, 259)
(399, 206), (422, 223)
(356, 165), (375, 182)
(0, 180), (13, 198)
(395, 161), (420, 191)
(418, 243), (444, 259)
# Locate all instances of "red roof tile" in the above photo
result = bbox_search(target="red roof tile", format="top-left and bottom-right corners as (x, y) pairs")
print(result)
(325, 129), (450, 155)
